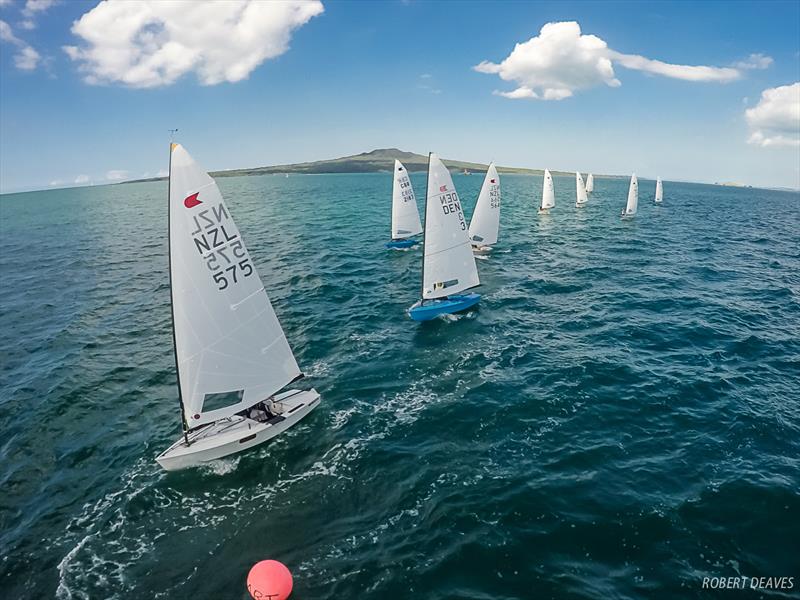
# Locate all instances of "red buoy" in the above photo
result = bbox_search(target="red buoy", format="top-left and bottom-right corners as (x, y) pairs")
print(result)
(247, 560), (293, 600)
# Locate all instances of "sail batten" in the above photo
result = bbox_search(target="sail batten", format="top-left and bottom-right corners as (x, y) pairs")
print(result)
(391, 160), (422, 239)
(169, 144), (300, 428)
(468, 163), (500, 247)
(421, 153), (480, 300)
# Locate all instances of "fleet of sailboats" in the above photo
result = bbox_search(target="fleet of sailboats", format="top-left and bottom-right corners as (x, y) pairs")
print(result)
(156, 143), (320, 471)
(468, 162), (500, 254)
(386, 160), (423, 249)
(408, 153), (481, 321)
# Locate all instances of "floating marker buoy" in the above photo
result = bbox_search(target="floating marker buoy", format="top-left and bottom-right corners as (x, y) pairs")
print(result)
(247, 559), (293, 600)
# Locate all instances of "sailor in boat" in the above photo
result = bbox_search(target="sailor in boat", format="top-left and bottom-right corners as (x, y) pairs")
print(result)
(244, 400), (282, 423)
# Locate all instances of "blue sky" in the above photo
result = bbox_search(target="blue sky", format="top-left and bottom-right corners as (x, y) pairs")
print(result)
(1, 0), (799, 193)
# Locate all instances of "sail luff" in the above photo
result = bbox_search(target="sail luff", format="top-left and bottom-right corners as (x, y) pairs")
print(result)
(421, 153), (479, 299)
(576, 171), (588, 205)
(391, 160), (422, 239)
(541, 169), (555, 209)
(468, 162), (500, 246)
(169, 144), (301, 428)
(624, 174), (639, 215)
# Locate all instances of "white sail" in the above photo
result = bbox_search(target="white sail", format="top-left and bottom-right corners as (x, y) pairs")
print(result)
(468, 162), (500, 247)
(169, 144), (301, 429)
(586, 173), (594, 193)
(576, 171), (588, 206)
(422, 153), (480, 299)
(541, 169), (555, 209)
(623, 174), (638, 215)
(655, 177), (663, 203)
(391, 160), (422, 239)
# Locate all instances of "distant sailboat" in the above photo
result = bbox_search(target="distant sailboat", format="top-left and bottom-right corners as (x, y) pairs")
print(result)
(408, 153), (480, 321)
(538, 169), (555, 214)
(575, 171), (588, 207)
(156, 143), (320, 471)
(585, 173), (594, 193)
(468, 162), (500, 254)
(386, 160), (423, 249)
(655, 177), (663, 203)
(622, 174), (638, 217)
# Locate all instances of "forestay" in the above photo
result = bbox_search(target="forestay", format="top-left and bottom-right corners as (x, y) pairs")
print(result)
(468, 162), (501, 246)
(655, 177), (663, 203)
(391, 160), (422, 239)
(169, 144), (300, 428)
(576, 172), (588, 205)
(422, 153), (480, 299)
(541, 169), (555, 209)
(624, 174), (639, 215)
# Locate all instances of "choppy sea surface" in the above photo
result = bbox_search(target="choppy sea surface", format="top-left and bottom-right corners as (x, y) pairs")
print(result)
(1, 172), (798, 599)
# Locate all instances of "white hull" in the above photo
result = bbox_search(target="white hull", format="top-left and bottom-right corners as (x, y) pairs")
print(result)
(157, 389), (320, 471)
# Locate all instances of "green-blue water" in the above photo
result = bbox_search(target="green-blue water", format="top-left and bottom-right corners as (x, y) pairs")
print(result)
(1, 173), (798, 599)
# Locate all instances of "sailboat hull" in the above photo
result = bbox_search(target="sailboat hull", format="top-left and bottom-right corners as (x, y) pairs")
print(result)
(386, 239), (419, 249)
(408, 293), (480, 321)
(156, 389), (320, 471)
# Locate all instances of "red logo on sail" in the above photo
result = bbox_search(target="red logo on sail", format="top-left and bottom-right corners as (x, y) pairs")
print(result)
(184, 192), (201, 208)
(440, 185), (447, 192)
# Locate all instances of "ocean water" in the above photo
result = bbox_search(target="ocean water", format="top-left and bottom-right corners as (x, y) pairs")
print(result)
(0, 172), (798, 599)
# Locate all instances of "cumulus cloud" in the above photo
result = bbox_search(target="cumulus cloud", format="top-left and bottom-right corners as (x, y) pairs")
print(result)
(63, 0), (324, 88)
(475, 21), (746, 100)
(745, 82), (800, 147)
(106, 170), (129, 181)
(23, 0), (56, 16)
(0, 18), (40, 70)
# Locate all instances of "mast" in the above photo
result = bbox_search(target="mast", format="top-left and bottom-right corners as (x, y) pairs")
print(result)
(420, 152), (431, 300)
(167, 140), (190, 445)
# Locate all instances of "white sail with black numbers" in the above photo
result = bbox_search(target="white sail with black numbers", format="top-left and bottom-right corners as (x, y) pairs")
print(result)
(468, 162), (501, 246)
(624, 174), (638, 215)
(169, 144), (300, 429)
(541, 169), (555, 210)
(576, 171), (588, 205)
(422, 153), (480, 300)
(391, 160), (422, 239)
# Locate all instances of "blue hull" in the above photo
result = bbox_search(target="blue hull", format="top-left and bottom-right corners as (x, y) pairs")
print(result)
(386, 239), (419, 249)
(408, 293), (481, 321)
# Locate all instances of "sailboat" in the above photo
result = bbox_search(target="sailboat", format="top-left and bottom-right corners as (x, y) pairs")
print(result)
(621, 174), (638, 217)
(408, 153), (481, 321)
(468, 162), (500, 254)
(156, 144), (321, 471)
(654, 177), (663, 203)
(575, 171), (588, 207)
(538, 169), (555, 214)
(585, 173), (594, 193)
(386, 160), (423, 249)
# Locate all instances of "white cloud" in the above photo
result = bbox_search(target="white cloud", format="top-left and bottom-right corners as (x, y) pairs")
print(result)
(734, 53), (773, 70)
(0, 0), (14, 7)
(0, 18), (40, 70)
(74, 174), (90, 184)
(64, 0), (324, 88)
(23, 0), (56, 16)
(19, 19), (34, 30)
(157, 169), (168, 177)
(745, 82), (800, 147)
(106, 170), (129, 181)
(475, 21), (744, 100)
